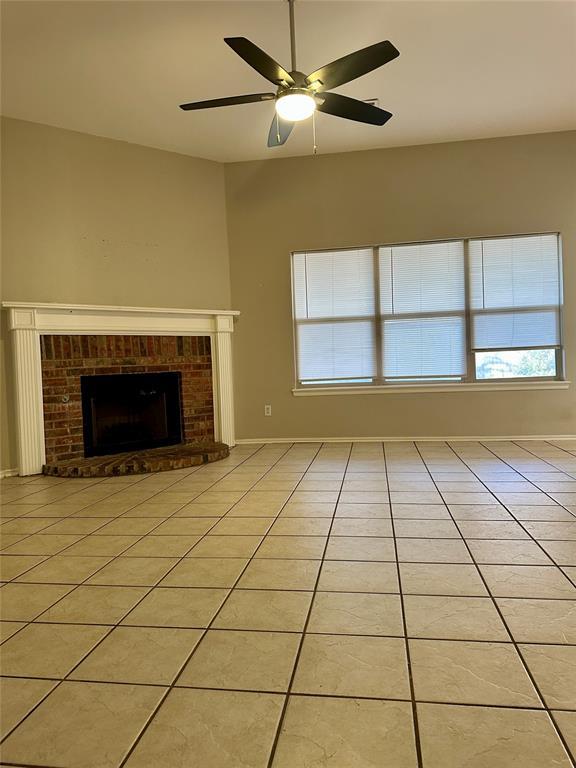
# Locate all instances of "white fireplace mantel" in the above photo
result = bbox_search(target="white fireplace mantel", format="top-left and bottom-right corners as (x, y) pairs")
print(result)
(2, 301), (240, 475)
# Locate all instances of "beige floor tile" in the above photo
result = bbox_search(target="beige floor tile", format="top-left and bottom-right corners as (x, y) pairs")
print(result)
(396, 538), (472, 563)
(0, 677), (57, 738)
(70, 626), (202, 684)
(391, 504), (451, 519)
(331, 518), (393, 537)
(467, 539), (553, 565)
(187, 534), (263, 557)
(1, 517), (65, 534)
(95, 518), (164, 535)
(0, 533), (29, 549)
(125, 688), (283, 768)
(175, 501), (232, 517)
(122, 586), (228, 628)
(0, 622), (108, 677)
(336, 502), (391, 518)
(86, 557), (178, 586)
(390, 491), (443, 505)
(255, 535), (327, 559)
(179, 629), (300, 691)
(458, 521), (529, 539)
(228, 490), (292, 515)
(523, 522), (576, 540)
(448, 504), (512, 520)
(340, 491), (390, 504)
(497, 598), (576, 643)
(0, 620), (26, 642)
(150, 518), (219, 535)
(479, 565), (576, 598)
(208, 517), (274, 535)
(318, 560), (399, 593)
(399, 563), (488, 596)
(293, 634), (410, 699)
(272, 696), (418, 768)
(268, 518), (332, 536)
(539, 540), (576, 565)
(0, 554), (46, 580)
(325, 536), (395, 561)
(16, 555), (112, 584)
(297, 475), (343, 491)
(394, 520), (461, 538)
(307, 592), (404, 636)
(290, 491), (339, 504)
(63, 535), (141, 557)
(520, 644), (576, 708)
(237, 559), (320, 590)
(122, 535), (201, 557)
(0, 680), (165, 768)
(404, 595), (509, 640)
(279, 502), (335, 518)
(160, 557), (248, 587)
(553, 711), (576, 755)
(509, 505), (576, 521)
(39, 585), (148, 624)
(418, 703), (572, 768)
(212, 589), (312, 631)
(410, 638), (540, 706)
(2, 534), (84, 555)
(0, 583), (73, 620)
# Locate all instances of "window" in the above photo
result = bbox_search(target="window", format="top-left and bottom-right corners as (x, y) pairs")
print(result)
(292, 233), (563, 388)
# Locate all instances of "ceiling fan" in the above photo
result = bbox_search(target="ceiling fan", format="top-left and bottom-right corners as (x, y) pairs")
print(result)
(179, 0), (399, 148)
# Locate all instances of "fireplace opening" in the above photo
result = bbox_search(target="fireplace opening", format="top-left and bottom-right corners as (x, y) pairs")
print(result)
(81, 371), (183, 457)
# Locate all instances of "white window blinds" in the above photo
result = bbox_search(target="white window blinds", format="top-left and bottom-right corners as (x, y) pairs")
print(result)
(292, 233), (562, 387)
(469, 234), (561, 350)
(379, 242), (466, 378)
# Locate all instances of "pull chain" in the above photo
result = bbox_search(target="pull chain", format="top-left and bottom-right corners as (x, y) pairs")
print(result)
(312, 109), (317, 155)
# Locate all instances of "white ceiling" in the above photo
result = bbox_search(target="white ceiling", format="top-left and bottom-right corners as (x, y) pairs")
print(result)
(2, 0), (575, 162)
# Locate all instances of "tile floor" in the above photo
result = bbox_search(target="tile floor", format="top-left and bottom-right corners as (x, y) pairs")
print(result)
(1, 439), (576, 767)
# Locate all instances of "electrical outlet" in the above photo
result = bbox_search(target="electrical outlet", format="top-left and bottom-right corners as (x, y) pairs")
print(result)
(264, 404), (272, 417)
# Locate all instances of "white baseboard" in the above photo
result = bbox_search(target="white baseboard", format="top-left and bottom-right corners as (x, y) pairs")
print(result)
(235, 435), (576, 444)
(0, 468), (20, 478)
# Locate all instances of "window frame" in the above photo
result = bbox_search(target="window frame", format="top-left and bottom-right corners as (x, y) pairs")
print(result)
(291, 232), (565, 391)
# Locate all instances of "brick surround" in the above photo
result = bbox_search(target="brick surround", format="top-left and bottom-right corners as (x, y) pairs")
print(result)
(40, 335), (214, 464)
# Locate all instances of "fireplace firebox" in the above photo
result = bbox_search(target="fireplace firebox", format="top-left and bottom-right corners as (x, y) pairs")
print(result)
(81, 371), (182, 457)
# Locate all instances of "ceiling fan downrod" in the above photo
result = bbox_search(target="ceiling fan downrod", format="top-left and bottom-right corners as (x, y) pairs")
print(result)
(288, 0), (297, 73)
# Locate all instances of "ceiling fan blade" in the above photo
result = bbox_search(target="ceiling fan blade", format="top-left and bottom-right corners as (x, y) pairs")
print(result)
(225, 37), (294, 86)
(179, 93), (275, 111)
(316, 92), (392, 126)
(306, 40), (399, 91)
(267, 113), (294, 147)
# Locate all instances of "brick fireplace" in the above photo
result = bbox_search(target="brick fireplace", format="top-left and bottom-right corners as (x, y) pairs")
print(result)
(40, 334), (214, 464)
(3, 303), (239, 475)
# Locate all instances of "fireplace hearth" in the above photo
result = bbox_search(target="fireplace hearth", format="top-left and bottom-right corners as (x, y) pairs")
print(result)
(81, 371), (182, 457)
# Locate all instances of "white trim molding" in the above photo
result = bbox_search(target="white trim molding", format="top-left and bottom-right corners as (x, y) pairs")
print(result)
(3, 302), (240, 476)
(236, 435), (576, 444)
(0, 469), (19, 479)
(293, 381), (571, 396)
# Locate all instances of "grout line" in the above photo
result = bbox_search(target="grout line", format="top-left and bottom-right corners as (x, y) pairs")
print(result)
(115, 441), (323, 767)
(0, 443), (272, 745)
(425, 440), (576, 768)
(383, 441), (425, 768)
(265, 441), (353, 768)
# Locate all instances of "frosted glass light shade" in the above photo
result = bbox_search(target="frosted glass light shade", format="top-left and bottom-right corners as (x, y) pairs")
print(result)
(275, 93), (316, 121)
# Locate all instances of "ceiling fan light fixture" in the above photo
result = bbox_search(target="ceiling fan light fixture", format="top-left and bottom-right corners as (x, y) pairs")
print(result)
(275, 91), (316, 121)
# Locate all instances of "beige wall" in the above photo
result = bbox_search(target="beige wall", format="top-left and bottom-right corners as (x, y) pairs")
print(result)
(225, 131), (576, 440)
(3, 122), (575, 469)
(1, 117), (231, 470)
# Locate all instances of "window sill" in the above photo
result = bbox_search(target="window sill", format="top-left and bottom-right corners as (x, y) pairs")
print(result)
(292, 381), (571, 396)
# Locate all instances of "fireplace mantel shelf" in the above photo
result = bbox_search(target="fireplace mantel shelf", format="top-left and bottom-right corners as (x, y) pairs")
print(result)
(3, 301), (240, 475)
